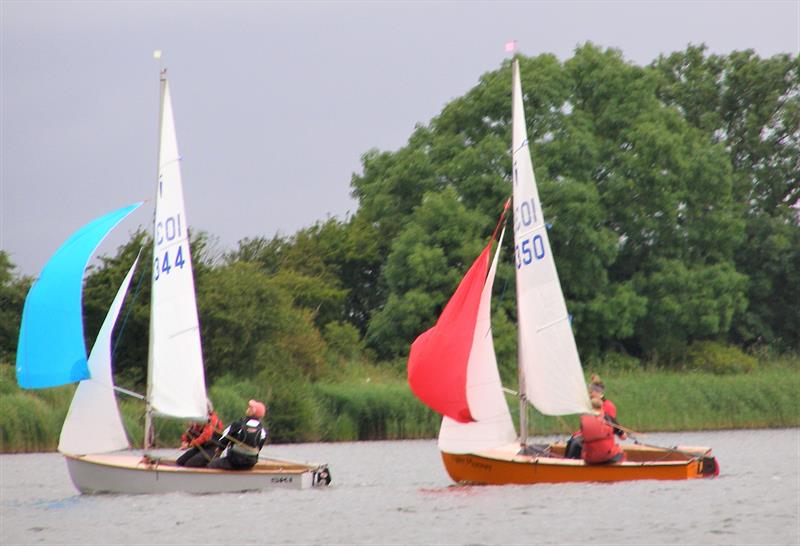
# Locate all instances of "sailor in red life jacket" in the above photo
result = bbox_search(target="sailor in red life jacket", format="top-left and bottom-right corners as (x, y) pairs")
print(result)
(589, 374), (627, 440)
(176, 402), (224, 468)
(564, 375), (626, 459)
(580, 396), (626, 464)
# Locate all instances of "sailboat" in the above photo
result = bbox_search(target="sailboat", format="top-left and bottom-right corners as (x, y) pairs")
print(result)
(407, 59), (719, 485)
(16, 69), (331, 494)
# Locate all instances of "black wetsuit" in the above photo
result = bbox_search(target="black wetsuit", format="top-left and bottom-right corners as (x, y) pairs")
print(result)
(208, 417), (267, 470)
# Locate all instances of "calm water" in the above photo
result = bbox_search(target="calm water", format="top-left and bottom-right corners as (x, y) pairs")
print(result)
(2, 429), (798, 545)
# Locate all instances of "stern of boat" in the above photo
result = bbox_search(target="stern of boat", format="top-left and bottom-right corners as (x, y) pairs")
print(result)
(312, 464), (332, 487)
(698, 455), (720, 477)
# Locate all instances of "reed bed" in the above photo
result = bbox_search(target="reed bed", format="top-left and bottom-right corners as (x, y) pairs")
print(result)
(527, 367), (800, 436)
(313, 382), (440, 441)
(1, 362), (797, 452)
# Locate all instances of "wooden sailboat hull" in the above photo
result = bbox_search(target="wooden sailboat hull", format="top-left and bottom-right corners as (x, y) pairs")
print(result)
(64, 453), (331, 494)
(441, 443), (719, 485)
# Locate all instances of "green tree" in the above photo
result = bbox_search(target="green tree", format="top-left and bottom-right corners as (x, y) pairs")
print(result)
(352, 45), (748, 362)
(0, 252), (31, 363)
(198, 261), (327, 382)
(229, 216), (382, 333)
(366, 188), (492, 359)
(539, 178), (645, 356)
(653, 45), (800, 350)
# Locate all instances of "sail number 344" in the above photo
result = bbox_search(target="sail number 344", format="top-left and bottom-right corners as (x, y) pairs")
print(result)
(153, 214), (187, 280)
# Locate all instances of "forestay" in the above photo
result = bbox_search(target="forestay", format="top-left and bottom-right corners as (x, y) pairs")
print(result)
(16, 203), (143, 389)
(511, 60), (591, 416)
(148, 78), (207, 420)
(59, 255), (140, 455)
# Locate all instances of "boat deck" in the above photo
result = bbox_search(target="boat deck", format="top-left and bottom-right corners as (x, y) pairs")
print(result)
(76, 453), (319, 474)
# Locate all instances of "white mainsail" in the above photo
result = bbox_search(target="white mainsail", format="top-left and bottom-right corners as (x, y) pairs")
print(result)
(438, 230), (517, 453)
(511, 60), (591, 416)
(147, 76), (207, 420)
(58, 256), (140, 455)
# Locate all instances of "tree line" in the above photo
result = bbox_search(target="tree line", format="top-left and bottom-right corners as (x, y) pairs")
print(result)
(2, 44), (798, 392)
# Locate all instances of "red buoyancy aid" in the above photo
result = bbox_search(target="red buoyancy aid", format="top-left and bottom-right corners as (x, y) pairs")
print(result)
(182, 411), (224, 447)
(580, 414), (623, 464)
(602, 398), (617, 420)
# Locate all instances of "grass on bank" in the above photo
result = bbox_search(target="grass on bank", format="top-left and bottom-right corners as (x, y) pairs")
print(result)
(1, 355), (798, 453)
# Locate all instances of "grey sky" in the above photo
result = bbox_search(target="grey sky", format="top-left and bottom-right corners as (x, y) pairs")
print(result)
(2, 1), (798, 276)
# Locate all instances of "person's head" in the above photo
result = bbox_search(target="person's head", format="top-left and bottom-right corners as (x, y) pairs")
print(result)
(247, 399), (266, 419)
(589, 373), (605, 397)
(590, 397), (603, 414)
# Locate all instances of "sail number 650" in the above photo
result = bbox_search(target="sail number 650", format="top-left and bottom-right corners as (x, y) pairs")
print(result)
(515, 234), (545, 269)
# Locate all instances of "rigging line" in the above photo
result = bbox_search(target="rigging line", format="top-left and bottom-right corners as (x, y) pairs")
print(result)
(496, 273), (510, 323)
(482, 197), (512, 339)
(630, 440), (708, 460)
(489, 197), (511, 242)
(608, 421), (644, 438)
(112, 248), (146, 361)
(75, 376), (146, 400)
(503, 387), (574, 436)
(493, 196), (512, 315)
(556, 415), (574, 436)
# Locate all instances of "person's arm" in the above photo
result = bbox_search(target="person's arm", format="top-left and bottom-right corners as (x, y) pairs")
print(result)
(181, 424), (201, 448)
(190, 422), (214, 447)
(604, 414), (627, 439)
(217, 423), (235, 449)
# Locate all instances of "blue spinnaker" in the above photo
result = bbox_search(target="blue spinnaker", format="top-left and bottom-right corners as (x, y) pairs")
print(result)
(16, 202), (143, 389)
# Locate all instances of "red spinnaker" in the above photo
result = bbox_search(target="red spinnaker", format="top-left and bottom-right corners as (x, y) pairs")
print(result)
(407, 242), (494, 423)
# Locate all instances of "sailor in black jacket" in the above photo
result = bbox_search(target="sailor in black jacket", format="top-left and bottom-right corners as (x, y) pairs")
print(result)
(208, 400), (268, 470)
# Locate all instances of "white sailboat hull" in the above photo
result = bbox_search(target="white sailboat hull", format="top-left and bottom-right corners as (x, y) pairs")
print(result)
(64, 453), (330, 494)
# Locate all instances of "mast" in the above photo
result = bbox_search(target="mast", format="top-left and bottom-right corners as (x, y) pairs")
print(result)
(144, 66), (167, 451)
(511, 59), (529, 448)
(518, 346), (528, 446)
